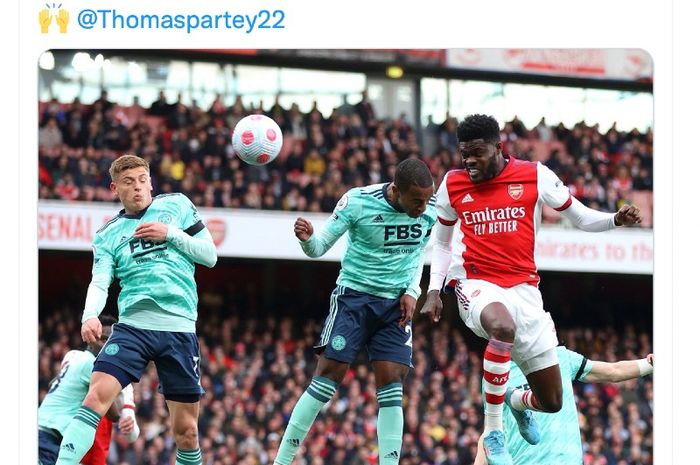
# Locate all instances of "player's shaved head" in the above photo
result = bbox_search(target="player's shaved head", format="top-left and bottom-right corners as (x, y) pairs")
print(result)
(458, 114), (501, 143)
(394, 158), (433, 193)
(109, 154), (150, 181)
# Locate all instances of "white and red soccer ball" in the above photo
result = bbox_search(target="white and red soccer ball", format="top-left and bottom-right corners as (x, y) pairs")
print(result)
(231, 114), (283, 166)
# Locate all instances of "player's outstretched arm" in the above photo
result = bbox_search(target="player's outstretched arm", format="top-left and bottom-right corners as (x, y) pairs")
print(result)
(613, 204), (643, 226)
(583, 353), (654, 383)
(295, 211), (351, 258)
(559, 197), (642, 232)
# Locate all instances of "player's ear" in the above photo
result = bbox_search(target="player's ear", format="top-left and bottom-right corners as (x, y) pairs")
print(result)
(109, 181), (117, 195)
(389, 182), (400, 199)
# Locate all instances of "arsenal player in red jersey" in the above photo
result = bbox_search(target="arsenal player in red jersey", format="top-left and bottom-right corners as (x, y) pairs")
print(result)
(419, 114), (641, 465)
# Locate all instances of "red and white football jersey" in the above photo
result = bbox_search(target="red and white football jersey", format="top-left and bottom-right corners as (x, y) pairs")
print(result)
(436, 155), (571, 288)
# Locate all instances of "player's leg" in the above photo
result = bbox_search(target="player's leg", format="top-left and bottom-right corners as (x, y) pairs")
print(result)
(366, 294), (413, 465)
(275, 286), (362, 465)
(56, 324), (147, 464)
(274, 356), (349, 465)
(166, 400), (202, 465)
(154, 330), (205, 465)
(508, 350), (563, 413)
(373, 361), (409, 465)
(54, 372), (122, 464)
(454, 280), (513, 465)
(506, 288), (562, 414)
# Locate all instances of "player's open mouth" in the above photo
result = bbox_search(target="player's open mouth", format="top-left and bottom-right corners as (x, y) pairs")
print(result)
(468, 168), (480, 177)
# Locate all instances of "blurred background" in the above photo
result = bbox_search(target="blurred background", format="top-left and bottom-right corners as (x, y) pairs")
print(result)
(38, 49), (653, 465)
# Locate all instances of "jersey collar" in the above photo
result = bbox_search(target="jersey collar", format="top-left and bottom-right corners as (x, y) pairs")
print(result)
(120, 200), (153, 219)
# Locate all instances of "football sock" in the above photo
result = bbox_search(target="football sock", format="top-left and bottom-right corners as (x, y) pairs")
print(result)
(273, 376), (338, 465)
(508, 387), (543, 412)
(55, 406), (101, 464)
(377, 383), (404, 465)
(175, 448), (202, 465)
(483, 339), (513, 433)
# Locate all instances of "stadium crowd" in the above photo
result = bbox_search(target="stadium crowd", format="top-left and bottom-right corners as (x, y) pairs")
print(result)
(39, 301), (653, 465)
(38, 92), (653, 227)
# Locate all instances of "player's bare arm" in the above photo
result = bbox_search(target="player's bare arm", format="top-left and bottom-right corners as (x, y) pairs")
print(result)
(294, 217), (314, 241)
(583, 353), (654, 383)
(419, 290), (443, 323)
(399, 294), (417, 327)
(614, 204), (643, 226)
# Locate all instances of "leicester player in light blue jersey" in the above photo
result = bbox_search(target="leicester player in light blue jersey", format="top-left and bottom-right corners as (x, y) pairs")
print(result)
(473, 346), (654, 465)
(273, 158), (437, 465)
(55, 154), (217, 465)
(38, 315), (121, 465)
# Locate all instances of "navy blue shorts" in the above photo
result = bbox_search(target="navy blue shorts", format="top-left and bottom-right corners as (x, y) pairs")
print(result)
(315, 286), (413, 367)
(94, 323), (204, 398)
(38, 428), (61, 465)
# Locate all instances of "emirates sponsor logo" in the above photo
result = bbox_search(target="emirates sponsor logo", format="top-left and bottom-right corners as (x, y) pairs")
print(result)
(463, 206), (526, 236)
(508, 184), (524, 200)
(462, 206), (526, 225)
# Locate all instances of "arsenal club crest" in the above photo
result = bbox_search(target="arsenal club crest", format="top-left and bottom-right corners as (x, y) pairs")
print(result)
(508, 184), (523, 200)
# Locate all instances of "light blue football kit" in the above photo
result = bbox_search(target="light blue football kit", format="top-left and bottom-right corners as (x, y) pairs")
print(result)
(301, 183), (437, 300)
(483, 346), (593, 465)
(88, 193), (207, 332)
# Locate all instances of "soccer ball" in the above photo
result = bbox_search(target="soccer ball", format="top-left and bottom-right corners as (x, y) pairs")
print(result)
(231, 114), (283, 166)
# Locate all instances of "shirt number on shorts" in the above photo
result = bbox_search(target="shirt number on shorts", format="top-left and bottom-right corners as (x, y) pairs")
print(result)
(404, 325), (413, 347)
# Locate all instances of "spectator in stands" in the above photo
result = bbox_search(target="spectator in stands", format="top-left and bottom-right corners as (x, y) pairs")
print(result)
(39, 117), (64, 150)
(149, 90), (171, 116)
(354, 89), (376, 126)
(37, 95), (653, 227)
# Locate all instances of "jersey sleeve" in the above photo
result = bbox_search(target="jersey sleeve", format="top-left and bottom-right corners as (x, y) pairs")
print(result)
(82, 234), (115, 321)
(300, 190), (360, 258)
(177, 194), (206, 236)
(536, 162), (573, 211)
(565, 348), (593, 382)
(435, 174), (458, 225)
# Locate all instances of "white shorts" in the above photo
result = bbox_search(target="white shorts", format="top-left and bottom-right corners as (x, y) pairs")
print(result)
(454, 278), (559, 373)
